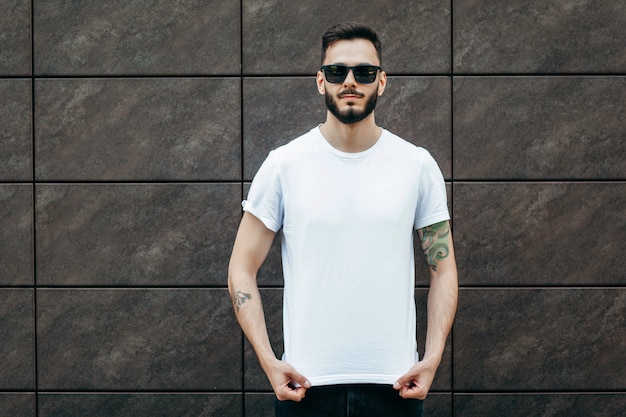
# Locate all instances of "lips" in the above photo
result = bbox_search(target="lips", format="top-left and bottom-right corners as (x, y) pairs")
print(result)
(339, 89), (364, 99)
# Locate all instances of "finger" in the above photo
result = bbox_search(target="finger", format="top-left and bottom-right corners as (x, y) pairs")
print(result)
(393, 374), (412, 391)
(287, 371), (312, 389)
(399, 384), (427, 400)
(277, 385), (307, 402)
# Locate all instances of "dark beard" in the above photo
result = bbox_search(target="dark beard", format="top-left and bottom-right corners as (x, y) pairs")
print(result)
(325, 89), (378, 125)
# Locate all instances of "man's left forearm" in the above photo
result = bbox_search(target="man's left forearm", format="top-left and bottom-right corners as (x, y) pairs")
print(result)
(423, 265), (458, 365)
(419, 220), (458, 365)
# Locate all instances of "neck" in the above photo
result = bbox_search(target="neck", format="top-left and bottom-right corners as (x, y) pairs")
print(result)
(319, 112), (382, 153)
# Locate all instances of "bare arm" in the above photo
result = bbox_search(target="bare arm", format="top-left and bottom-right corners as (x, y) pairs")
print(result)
(394, 220), (458, 399)
(227, 212), (311, 401)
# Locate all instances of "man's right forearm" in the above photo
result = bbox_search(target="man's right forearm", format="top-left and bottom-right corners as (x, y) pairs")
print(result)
(228, 271), (277, 367)
(227, 212), (278, 367)
(228, 269), (310, 401)
(227, 213), (310, 401)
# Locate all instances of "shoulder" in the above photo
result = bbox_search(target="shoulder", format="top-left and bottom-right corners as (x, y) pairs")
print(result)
(271, 127), (320, 157)
(380, 129), (433, 162)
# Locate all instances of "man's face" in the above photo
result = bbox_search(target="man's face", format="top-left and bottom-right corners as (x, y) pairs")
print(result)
(317, 39), (386, 125)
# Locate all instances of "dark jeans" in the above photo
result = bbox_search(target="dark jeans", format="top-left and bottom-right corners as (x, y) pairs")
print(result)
(275, 384), (424, 417)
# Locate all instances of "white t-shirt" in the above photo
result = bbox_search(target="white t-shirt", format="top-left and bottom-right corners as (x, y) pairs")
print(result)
(243, 127), (450, 386)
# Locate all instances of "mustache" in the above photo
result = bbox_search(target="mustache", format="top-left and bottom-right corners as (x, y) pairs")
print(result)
(338, 89), (365, 98)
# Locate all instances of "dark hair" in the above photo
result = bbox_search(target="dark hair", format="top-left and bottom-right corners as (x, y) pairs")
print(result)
(321, 22), (382, 66)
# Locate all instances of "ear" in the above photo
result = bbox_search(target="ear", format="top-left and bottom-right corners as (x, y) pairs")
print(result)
(316, 70), (326, 95)
(377, 70), (387, 96)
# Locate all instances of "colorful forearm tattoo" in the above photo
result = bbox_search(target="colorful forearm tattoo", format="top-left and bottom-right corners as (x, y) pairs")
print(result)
(420, 221), (450, 271)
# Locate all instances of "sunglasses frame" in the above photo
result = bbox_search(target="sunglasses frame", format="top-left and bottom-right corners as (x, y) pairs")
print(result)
(320, 64), (382, 84)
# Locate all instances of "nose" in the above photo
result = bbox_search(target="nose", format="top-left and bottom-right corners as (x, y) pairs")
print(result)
(343, 68), (357, 85)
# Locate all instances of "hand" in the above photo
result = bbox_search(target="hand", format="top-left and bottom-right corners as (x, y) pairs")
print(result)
(393, 359), (438, 400)
(264, 358), (311, 402)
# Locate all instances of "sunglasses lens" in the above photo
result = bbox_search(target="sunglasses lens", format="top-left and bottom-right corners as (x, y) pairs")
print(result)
(322, 65), (380, 84)
(353, 66), (379, 83)
(324, 65), (348, 83)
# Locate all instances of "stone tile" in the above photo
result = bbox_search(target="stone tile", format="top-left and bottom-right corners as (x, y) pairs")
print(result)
(37, 289), (241, 390)
(245, 393), (275, 417)
(243, 0), (450, 74)
(0, 185), (33, 285)
(0, 290), (34, 390)
(36, 184), (240, 286)
(0, 79), (32, 181)
(244, 289), (283, 390)
(0, 394), (35, 417)
(34, 0), (240, 75)
(0, 0), (30, 75)
(35, 78), (241, 181)
(377, 77), (451, 179)
(454, 288), (626, 391)
(38, 393), (242, 417)
(243, 77), (325, 180)
(453, 77), (626, 180)
(455, 393), (626, 417)
(454, 0), (626, 73)
(243, 77), (451, 180)
(454, 182), (626, 286)
(423, 393), (452, 417)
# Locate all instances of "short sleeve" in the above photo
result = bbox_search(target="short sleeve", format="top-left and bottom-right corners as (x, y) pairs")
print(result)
(414, 152), (450, 230)
(242, 152), (284, 232)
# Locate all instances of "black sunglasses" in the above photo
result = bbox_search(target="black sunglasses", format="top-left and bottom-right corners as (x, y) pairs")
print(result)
(321, 64), (382, 84)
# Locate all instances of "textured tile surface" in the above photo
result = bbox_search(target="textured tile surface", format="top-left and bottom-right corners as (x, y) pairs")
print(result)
(0, 185), (33, 285)
(454, 77), (626, 180)
(0, 0), (31, 75)
(0, 394), (35, 417)
(34, 0), (240, 75)
(36, 184), (240, 286)
(37, 289), (240, 390)
(1, 1), (622, 413)
(244, 393), (275, 417)
(454, 288), (626, 391)
(243, 77), (451, 180)
(423, 393), (452, 417)
(38, 394), (242, 417)
(243, 77), (325, 180)
(0, 80), (32, 180)
(0, 290), (34, 389)
(455, 393), (626, 417)
(243, 0), (450, 74)
(454, 182), (626, 286)
(377, 77), (451, 178)
(454, 0), (626, 73)
(35, 79), (241, 181)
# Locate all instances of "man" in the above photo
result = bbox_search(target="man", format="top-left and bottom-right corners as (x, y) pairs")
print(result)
(228, 22), (458, 417)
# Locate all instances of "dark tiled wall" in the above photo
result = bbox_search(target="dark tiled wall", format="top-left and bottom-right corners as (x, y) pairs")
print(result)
(1, 1), (624, 416)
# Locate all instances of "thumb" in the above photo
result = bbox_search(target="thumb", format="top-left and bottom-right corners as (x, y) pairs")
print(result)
(393, 373), (412, 390)
(288, 369), (311, 389)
